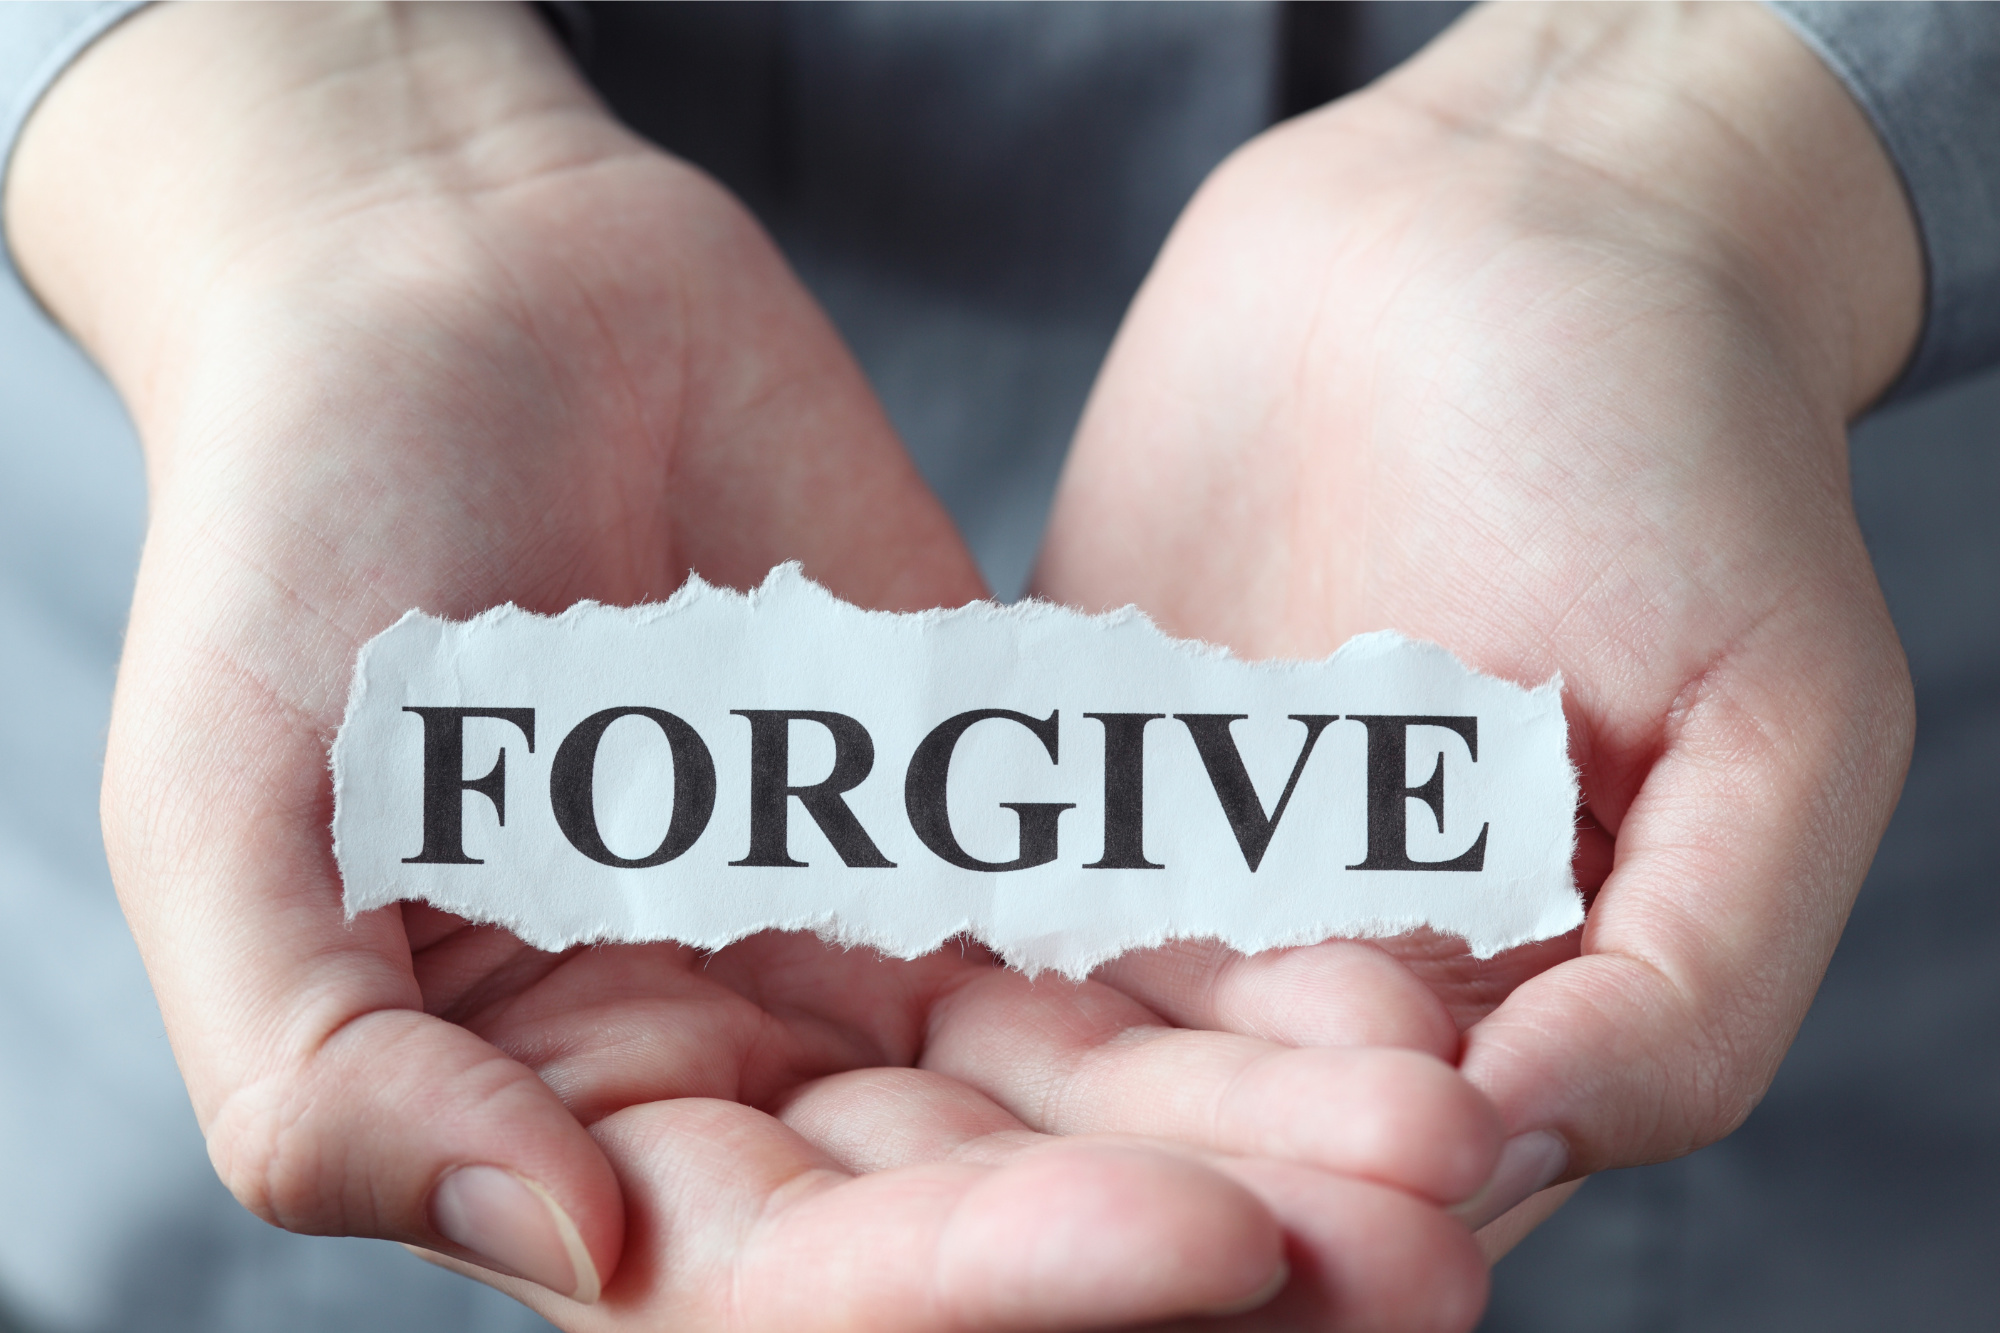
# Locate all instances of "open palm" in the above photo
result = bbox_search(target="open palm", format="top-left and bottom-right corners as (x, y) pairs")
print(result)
(38, 8), (1501, 1329)
(1038, 3), (1918, 1216)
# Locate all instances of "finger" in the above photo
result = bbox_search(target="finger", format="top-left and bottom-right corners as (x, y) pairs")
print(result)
(775, 1067), (1036, 1172)
(1094, 937), (1459, 1056)
(424, 940), (765, 1125)
(1189, 1159), (1489, 1333)
(924, 970), (1503, 1203)
(1472, 1179), (1585, 1265)
(433, 932), (999, 1126)
(477, 1098), (1289, 1332)
(778, 1069), (1490, 1333)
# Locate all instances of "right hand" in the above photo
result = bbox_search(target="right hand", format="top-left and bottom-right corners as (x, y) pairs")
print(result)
(8, 5), (1499, 1328)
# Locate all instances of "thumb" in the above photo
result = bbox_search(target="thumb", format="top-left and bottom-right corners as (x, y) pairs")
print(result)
(104, 635), (621, 1303)
(1455, 632), (1911, 1215)
(203, 1006), (620, 1303)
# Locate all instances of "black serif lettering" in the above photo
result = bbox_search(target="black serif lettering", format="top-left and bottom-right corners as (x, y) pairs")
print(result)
(549, 707), (716, 868)
(1345, 715), (1488, 871)
(1082, 712), (1164, 870)
(905, 709), (1074, 871)
(730, 710), (894, 868)
(1176, 713), (1339, 871)
(402, 706), (536, 864)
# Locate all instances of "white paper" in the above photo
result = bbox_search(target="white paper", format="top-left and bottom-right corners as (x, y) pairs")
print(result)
(331, 564), (1579, 976)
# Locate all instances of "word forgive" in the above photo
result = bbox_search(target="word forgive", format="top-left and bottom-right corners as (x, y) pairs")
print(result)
(401, 705), (1490, 874)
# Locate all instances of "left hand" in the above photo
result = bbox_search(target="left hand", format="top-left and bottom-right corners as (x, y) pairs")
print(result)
(1036, 0), (1923, 1251)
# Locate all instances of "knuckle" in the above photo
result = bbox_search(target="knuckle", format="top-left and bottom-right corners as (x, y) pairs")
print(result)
(1644, 1019), (1778, 1159)
(1683, 1049), (1770, 1148)
(204, 1073), (345, 1234)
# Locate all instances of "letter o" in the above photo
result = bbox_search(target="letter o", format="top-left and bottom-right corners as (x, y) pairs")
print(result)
(550, 707), (716, 867)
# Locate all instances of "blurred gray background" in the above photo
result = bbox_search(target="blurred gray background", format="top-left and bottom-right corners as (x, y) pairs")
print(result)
(1, 4), (1993, 1329)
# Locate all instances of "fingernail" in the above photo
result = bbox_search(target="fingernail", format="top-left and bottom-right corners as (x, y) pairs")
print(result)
(430, 1166), (602, 1303)
(1450, 1131), (1568, 1231)
(1202, 1259), (1290, 1317)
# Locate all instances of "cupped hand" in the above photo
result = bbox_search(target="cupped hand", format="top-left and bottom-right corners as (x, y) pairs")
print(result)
(404, 924), (1497, 1331)
(9, 4), (1503, 1328)
(1037, 1), (1923, 1244)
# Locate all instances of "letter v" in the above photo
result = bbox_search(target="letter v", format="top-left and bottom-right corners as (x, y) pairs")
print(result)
(1174, 714), (1339, 871)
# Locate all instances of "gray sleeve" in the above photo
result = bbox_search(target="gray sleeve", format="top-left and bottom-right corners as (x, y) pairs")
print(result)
(1771, 2), (2000, 406)
(0, 1), (149, 319)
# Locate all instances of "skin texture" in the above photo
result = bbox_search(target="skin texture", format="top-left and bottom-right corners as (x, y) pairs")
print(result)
(8, 4), (1501, 1330)
(1037, 0), (1922, 1198)
(2, 0), (1923, 1327)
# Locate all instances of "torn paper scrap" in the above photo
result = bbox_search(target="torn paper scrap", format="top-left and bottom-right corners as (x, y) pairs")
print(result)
(331, 564), (1580, 976)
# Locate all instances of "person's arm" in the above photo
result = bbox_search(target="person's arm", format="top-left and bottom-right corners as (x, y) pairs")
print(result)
(1039, 0), (1922, 1255)
(0, 3), (146, 297)
(5, 5), (1505, 1328)
(1771, 0), (2000, 404)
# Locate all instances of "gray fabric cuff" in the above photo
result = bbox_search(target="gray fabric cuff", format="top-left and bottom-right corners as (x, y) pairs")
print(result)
(0, 1), (149, 327)
(1772, 2), (2000, 406)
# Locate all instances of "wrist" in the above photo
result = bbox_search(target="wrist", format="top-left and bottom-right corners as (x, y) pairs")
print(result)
(1355, 1), (1921, 419)
(3, 1), (619, 435)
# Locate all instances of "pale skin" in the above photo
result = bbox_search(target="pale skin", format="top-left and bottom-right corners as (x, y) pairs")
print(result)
(1042, 0), (1919, 1234)
(4, 2), (1920, 1331)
